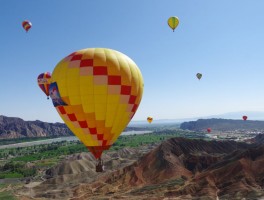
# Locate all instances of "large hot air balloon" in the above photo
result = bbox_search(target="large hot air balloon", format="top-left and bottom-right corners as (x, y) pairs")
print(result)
(22, 20), (32, 32)
(242, 115), (248, 121)
(207, 128), (211, 133)
(37, 72), (51, 99)
(196, 73), (202, 80)
(49, 48), (144, 171)
(147, 117), (153, 123)
(168, 16), (179, 32)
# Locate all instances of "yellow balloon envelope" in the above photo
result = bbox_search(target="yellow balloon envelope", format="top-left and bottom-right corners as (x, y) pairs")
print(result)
(49, 48), (144, 159)
(147, 117), (153, 123)
(168, 16), (179, 32)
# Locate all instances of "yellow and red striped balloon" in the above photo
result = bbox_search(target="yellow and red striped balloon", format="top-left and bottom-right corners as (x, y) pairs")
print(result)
(49, 48), (144, 159)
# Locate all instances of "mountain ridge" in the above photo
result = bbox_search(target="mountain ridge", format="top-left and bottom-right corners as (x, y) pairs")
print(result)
(0, 115), (73, 139)
(0, 115), (145, 139)
(22, 136), (264, 199)
(130, 111), (264, 125)
(180, 118), (264, 132)
(71, 137), (264, 199)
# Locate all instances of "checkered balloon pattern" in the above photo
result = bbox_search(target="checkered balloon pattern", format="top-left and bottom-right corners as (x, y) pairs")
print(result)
(50, 48), (144, 159)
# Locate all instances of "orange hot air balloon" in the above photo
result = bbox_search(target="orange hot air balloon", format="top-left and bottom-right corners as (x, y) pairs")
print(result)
(49, 48), (144, 168)
(22, 20), (32, 32)
(242, 115), (248, 121)
(207, 128), (211, 133)
(37, 72), (51, 99)
(147, 117), (153, 123)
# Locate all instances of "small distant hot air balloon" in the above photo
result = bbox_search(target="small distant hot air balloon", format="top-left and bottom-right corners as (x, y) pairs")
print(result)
(37, 72), (51, 99)
(22, 20), (32, 32)
(196, 73), (202, 80)
(207, 128), (211, 133)
(147, 117), (153, 124)
(168, 16), (179, 32)
(242, 116), (248, 121)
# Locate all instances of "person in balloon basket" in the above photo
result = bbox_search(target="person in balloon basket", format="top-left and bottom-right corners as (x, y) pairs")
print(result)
(96, 158), (104, 172)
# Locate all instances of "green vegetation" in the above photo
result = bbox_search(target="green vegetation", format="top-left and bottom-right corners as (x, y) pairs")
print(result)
(0, 141), (86, 161)
(11, 143), (86, 162)
(0, 191), (17, 200)
(112, 133), (176, 150)
(0, 129), (206, 179)
(0, 172), (23, 179)
(35, 159), (58, 167)
(0, 129), (206, 162)
(0, 161), (37, 179)
(0, 183), (7, 189)
(0, 184), (17, 200)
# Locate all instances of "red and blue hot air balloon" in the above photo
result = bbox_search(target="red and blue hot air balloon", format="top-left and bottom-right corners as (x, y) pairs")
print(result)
(37, 72), (51, 99)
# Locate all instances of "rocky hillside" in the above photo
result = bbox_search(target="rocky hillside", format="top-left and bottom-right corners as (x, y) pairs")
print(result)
(180, 118), (264, 131)
(250, 134), (264, 145)
(18, 136), (264, 199)
(0, 115), (73, 139)
(70, 138), (263, 200)
(0, 115), (146, 139)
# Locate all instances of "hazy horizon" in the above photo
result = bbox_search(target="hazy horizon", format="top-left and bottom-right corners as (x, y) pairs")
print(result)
(2, 110), (264, 124)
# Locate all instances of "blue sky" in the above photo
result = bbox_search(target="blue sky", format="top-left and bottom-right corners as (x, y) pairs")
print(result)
(1, 0), (264, 123)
